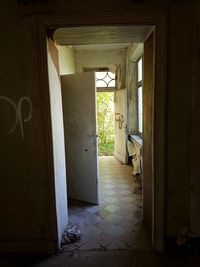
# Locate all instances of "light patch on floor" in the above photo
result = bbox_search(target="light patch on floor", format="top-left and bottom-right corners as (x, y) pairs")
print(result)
(63, 156), (150, 251)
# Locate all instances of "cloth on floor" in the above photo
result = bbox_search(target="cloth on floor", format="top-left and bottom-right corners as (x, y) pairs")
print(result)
(127, 140), (135, 156)
(127, 140), (142, 175)
(61, 224), (81, 245)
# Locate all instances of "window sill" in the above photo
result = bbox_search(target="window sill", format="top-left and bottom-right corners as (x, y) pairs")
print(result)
(129, 134), (143, 146)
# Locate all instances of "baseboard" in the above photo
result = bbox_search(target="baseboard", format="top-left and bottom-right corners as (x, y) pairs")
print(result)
(0, 240), (56, 254)
(114, 151), (127, 164)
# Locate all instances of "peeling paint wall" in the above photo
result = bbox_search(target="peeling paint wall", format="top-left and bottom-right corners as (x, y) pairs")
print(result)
(126, 44), (143, 134)
(58, 46), (76, 75)
(74, 49), (127, 88)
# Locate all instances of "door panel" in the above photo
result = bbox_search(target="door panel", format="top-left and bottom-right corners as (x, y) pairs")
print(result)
(114, 88), (128, 164)
(61, 72), (98, 204)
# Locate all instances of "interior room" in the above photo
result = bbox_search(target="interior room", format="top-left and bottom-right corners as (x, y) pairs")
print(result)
(46, 25), (153, 251)
(48, 27), (151, 251)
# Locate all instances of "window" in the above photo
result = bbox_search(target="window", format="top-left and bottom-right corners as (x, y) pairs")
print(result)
(95, 71), (116, 88)
(84, 68), (116, 91)
(137, 58), (143, 134)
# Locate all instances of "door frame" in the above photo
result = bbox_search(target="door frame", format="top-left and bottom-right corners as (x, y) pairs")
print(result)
(34, 11), (167, 251)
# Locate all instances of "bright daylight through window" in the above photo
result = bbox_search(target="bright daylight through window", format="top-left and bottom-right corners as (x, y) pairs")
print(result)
(96, 71), (116, 88)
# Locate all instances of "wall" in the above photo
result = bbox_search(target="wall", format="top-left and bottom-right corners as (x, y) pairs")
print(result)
(0, 0), (198, 252)
(74, 49), (127, 88)
(58, 45), (76, 75)
(126, 44), (143, 134)
(190, 0), (200, 235)
(0, 3), (51, 252)
(47, 40), (68, 247)
(166, 5), (193, 236)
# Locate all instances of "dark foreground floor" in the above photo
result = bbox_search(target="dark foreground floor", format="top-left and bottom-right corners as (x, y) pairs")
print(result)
(0, 250), (200, 267)
(1, 157), (199, 266)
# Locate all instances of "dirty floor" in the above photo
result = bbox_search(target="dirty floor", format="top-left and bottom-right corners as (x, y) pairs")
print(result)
(1, 249), (200, 267)
(63, 156), (150, 252)
(0, 157), (200, 266)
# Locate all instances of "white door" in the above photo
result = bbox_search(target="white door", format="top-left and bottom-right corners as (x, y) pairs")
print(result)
(114, 88), (128, 164)
(61, 72), (98, 204)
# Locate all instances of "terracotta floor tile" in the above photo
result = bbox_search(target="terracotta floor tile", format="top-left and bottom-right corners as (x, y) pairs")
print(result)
(104, 196), (118, 203)
(118, 189), (132, 195)
(78, 239), (101, 251)
(117, 184), (130, 189)
(83, 225), (102, 238)
(105, 225), (125, 238)
(107, 239), (128, 250)
(95, 208), (111, 219)
(62, 235), (90, 252)
(121, 196), (135, 202)
(104, 184), (115, 189)
(67, 156), (146, 251)
(95, 220), (113, 231)
(103, 190), (116, 196)
(123, 203), (139, 211)
(86, 206), (99, 214)
(104, 204), (120, 213)
(95, 232), (114, 247)
(105, 213), (122, 223)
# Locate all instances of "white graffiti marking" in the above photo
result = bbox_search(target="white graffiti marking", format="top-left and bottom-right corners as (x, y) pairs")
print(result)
(0, 96), (33, 138)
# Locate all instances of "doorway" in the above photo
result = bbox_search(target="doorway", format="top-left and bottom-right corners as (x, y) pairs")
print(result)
(60, 52), (148, 249)
(35, 12), (167, 252)
(96, 90), (115, 157)
(51, 28), (152, 250)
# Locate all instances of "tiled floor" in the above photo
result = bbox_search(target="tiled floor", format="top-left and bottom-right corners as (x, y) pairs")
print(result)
(63, 156), (150, 252)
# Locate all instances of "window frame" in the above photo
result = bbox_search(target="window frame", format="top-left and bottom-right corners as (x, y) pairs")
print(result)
(136, 56), (143, 136)
(83, 67), (117, 92)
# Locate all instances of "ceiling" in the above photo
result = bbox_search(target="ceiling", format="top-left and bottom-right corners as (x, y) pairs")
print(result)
(72, 43), (132, 51)
(54, 25), (153, 48)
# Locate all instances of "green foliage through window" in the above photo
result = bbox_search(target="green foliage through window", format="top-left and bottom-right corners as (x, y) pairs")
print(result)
(97, 92), (115, 156)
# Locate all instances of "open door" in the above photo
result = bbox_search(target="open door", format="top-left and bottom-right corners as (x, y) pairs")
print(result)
(114, 88), (128, 164)
(61, 72), (98, 204)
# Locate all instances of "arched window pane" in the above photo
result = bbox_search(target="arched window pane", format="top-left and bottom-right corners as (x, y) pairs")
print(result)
(96, 80), (107, 87)
(96, 71), (116, 88)
(96, 72), (107, 80)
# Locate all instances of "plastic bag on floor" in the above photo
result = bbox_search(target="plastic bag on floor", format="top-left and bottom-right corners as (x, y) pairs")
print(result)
(61, 225), (81, 245)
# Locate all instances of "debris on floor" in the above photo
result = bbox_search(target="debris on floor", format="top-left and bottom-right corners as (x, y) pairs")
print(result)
(61, 225), (81, 245)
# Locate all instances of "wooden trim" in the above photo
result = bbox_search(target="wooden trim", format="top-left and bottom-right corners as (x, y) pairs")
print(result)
(48, 39), (60, 78)
(34, 17), (58, 251)
(34, 11), (167, 252)
(143, 30), (154, 242)
(152, 14), (167, 251)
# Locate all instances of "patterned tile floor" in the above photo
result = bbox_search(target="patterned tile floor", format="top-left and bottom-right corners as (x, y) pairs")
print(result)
(63, 156), (151, 252)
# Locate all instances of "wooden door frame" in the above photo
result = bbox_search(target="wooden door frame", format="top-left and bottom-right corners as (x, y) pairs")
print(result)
(34, 11), (167, 251)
